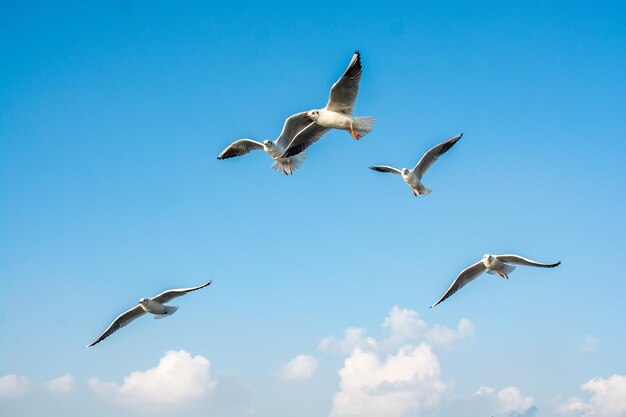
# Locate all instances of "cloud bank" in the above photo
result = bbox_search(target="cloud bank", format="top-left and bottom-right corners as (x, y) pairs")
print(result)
(319, 306), (473, 417)
(560, 374), (626, 417)
(0, 374), (30, 399)
(89, 350), (217, 411)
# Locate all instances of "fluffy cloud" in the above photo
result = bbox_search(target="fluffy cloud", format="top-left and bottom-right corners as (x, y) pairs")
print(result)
(318, 327), (372, 354)
(0, 374), (30, 399)
(278, 354), (318, 380)
(45, 374), (75, 394)
(321, 306), (473, 417)
(474, 385), (537, 416)
(331, 344), (446, 417)
(89, 350), (217, 411)
(319, 306), (474, 356)
(559, 374), (626, 417)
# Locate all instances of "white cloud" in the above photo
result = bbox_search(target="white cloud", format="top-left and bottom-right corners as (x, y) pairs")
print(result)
(45, 374), (75, 394)
(330, 344), (446, 417)
(581, 335), (600, 353)
(474, 385), (536, 416)
(321, 306), (474, 417)
(278, 354), (319, 380)
(559, 374), (626, 417)
(89, 350), (218, 411)
(0, 374), (30, 399)
(319, 306), (474, 357)
(318, 327), (373, 354)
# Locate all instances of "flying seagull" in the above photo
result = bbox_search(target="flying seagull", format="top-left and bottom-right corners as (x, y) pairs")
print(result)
(282, 51), (375, 158)
(217, 112), (328, 175)
(86, 280), (212, 347)
(431, 255), (560, 308)
(369, 133), (462, 196)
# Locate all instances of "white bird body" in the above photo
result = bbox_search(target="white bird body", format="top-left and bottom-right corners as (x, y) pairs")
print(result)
(400, 169), (428, 195)
(139, 298), (168, 315)
(312, 109), (355, 130)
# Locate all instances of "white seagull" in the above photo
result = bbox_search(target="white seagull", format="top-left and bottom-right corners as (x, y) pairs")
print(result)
(431, 255), (560, 307)
(217, 112), (329, 175)
(282, 51), (375, 158)
(86, 280), (212, 347)
(369, 133), (462, 196)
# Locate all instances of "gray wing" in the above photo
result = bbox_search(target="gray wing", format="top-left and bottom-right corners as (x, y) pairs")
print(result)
(86, 305), (146, 347)
(152, 280), (213, 304)
(275, 112), (316, 149)
(368, 165), (403, 175)
(431, 261), (486, 308)
(412, 133), (462, 179)
(325, 51), (362, 115)
(217, 139), (264, 160)
(496, 255), (561, 268)
(281, 122), (331, 158)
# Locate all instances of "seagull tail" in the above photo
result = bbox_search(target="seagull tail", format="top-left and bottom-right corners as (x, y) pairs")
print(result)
(415, 183), (432, 196)
(154, 306), (179, 319)
(271, 152), (307, 173)
(353, 116), (376, 137)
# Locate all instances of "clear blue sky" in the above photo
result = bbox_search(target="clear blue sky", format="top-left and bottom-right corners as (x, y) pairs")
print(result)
(1, 1), (625, 417)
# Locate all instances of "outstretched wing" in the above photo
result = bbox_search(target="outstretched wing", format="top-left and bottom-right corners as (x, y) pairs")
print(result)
(217, 139), (264, 160)
(496, 255), (561, 268)
(152, 280), (213, 304)
(431, 261), (486, 308)
(275, 112), (316, 150)
(412, 133), (462, 179)
(281, 122), (331, 158)
(325, 51), (362, 115)
(86, 305), (146, 347)
(368, 165), (403, 175)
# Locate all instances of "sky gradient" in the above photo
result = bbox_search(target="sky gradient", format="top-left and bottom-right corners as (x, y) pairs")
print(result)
(1, 1), (625, 416)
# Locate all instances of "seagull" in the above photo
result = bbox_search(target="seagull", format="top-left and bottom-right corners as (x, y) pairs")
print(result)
(431, 255), (561, 307)
(217, 112), (328, 175)
(86, 280), (212, 347)
(369, 133), (462, 196)
(281, 51), (375, 158)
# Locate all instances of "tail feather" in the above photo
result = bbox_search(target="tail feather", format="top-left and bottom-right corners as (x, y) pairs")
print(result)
(354, 116), (375, 137)
(271, 152), (307, 173)
(415, 183), (432, 196)
(486, 265), (516, 276)
(154, 306), (178, 319)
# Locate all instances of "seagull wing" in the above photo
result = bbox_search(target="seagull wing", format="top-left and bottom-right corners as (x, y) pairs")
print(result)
(152, 280), (213, 304)
(275, 112), (316, 150)
(325, 51), (362, 115)
(412, 133), (462, 179)
(281, 122), (331, 158)
(431, 261), (486, 308)
(496, 255), (561, 268)
(369, 165), (403, 175)
(217, 139), (264, 160)
(86, 305), (146, 347)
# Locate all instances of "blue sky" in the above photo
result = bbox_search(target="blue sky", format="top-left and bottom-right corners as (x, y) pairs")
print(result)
(1, 1), (625, 416)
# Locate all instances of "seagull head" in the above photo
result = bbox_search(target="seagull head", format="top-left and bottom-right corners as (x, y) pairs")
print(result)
(401, 168), (410, 175)
(304, 110), (320, 121)
(483, 254), (493, 263)
(139, 298), (148, 305)
(263, 140), (273, 148)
